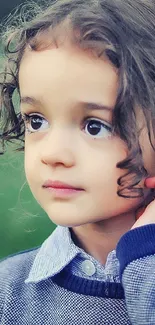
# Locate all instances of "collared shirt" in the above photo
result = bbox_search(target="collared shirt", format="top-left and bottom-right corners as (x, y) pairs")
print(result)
(26, 226), (120, 284)
(1, 224), (155, 325)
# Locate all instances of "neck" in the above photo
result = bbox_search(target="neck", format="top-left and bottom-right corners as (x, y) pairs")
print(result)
(71, 212), (135, 264)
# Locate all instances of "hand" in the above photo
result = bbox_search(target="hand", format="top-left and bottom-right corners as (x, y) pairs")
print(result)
(132, 177), (155, 229)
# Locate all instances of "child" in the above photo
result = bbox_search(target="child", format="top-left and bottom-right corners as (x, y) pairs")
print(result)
(1, 0), (155, 324)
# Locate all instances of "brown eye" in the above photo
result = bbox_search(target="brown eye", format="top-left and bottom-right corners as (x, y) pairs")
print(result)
(23, 114), (49, 133)
(84, 118), (112, 138)
(30, 115), (43, 130)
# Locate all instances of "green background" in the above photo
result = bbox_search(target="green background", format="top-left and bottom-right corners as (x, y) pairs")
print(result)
(0, 148), (56, 259)
(0, 0), (56, 260)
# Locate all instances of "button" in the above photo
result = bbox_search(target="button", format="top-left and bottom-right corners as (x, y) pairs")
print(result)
(81, 260), (96, 276)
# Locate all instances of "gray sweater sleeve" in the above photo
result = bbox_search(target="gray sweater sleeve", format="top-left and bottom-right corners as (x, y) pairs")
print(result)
(116, 224), (155, 325)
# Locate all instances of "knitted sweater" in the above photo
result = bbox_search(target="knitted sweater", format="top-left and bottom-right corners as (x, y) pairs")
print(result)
(1, 224), (155, 324)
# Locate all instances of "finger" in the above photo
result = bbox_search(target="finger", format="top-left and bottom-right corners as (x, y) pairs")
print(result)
(145, 177), (155, 188)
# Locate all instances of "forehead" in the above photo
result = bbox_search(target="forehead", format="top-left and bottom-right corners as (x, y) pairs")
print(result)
(19, 44), (118, 109)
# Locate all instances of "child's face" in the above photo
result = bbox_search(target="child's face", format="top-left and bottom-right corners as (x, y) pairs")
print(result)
(19, 42), (154, 227)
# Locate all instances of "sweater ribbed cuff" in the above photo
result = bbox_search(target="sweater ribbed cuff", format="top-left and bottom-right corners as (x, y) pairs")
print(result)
(116, 224), (155, 279)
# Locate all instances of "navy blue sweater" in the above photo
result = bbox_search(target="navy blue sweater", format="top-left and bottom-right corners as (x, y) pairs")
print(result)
(1, 224), (155, 324)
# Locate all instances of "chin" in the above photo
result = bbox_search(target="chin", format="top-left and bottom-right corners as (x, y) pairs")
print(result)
(47, 213), (89, 228)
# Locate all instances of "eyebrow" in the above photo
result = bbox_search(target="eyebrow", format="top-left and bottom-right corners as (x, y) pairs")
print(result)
(20, 96), (113, 111)
(20, 96), (42, 107)
(83, 102), (113, 112)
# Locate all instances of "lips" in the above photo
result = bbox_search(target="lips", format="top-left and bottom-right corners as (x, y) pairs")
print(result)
(42, 180), (83, 191)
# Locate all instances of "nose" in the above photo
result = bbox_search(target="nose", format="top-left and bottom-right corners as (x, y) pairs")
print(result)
(41, 127), (76, 168)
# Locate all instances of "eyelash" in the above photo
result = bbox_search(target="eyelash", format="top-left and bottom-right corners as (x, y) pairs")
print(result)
(22, 113), (47, 134)
(22, 113), (113, 138)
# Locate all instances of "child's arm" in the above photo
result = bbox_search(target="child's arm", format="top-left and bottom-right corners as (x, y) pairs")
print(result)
(116, 178), (155, 324)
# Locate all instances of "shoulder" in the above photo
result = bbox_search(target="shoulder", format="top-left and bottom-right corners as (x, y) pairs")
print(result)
(0, 247), (40, 318)
(0, 247), (40, 288)
(116, 224), (155, 278)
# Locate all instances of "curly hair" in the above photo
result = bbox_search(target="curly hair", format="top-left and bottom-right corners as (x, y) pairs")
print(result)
(1, 0), (155, 198)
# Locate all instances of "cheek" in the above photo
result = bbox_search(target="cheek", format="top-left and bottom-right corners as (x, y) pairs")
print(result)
(24, 141), (36, 184)
(24, 153), (31, 185)
(86, 139), (127, 190)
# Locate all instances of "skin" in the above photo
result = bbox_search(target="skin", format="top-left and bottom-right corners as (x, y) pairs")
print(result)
(132, 177), (155, 229)
(19, 41), (155, 263)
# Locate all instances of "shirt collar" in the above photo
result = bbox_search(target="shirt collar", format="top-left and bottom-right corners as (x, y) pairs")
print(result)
(25, 226), (80, 284)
